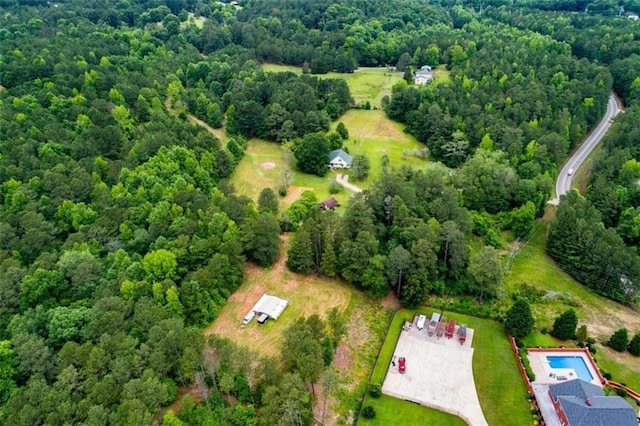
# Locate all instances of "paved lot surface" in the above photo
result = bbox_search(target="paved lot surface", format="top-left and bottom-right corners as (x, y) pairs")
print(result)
(382, 320), (488, 425)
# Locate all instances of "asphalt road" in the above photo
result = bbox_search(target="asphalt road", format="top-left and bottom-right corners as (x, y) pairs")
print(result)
(550, 95), (622, 205)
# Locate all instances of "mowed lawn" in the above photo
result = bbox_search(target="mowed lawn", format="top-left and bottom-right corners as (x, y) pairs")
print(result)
(361, 309), (531, 426)
(205, 242), (352, 357)
(230, 138), (352, 207)
(338, 109), (428, 184)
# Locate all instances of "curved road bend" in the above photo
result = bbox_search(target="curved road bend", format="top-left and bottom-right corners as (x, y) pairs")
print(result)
(550, 95), (623, 205)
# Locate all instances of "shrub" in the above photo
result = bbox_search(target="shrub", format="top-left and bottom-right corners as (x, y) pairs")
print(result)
(368, 383), (381, 398)
(602, 372), (612, 380)
(328, 180), (343, 194)
(608, 328), (629, 352)
(588, 345), (597, 355)
(628, 332), (640, 356)
(576, 324), (588, 342)
(551, 309), (578, 340)
(362, 406), (376, 419)
(504, 298), (534, 338)
(617, 388), (628, 398)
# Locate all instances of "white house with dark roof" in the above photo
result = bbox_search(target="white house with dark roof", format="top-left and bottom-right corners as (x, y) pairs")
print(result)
(546, 379), (637, 426)
(328, 148), (353, 168)
(415, 65), (433, 85)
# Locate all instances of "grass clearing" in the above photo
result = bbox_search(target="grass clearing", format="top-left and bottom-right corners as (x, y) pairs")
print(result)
(205, 241), (352, 357)
(205, 237), (394, 422)
(229, 138), (352, 207)
(594, 345), (640, 391)
(505, 219), (640, 340)
(337, 109), (428, 184)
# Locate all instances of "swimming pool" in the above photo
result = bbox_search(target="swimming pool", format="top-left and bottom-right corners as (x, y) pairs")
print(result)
(547, 355), (594, 381)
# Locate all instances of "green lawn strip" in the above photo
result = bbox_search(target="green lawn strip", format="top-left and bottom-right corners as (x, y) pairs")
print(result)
(412, 309), (532, 426)
(521, 332), (563, 348)
(261, 64), (403, 107)
(594, 345), (640, 391)
(262, 63), (302, 74)
(359, 394), (466, 426)
(369, 311), (412, 385)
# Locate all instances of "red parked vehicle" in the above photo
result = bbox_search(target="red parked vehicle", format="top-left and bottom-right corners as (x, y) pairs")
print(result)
(398, 357), (406, 373)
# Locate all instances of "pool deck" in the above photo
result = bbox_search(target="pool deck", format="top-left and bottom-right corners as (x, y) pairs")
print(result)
(528, 348), (605, 426)
(527, 349), (602, 386)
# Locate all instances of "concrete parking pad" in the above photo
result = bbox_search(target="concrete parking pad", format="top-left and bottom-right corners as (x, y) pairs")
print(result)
(382, 321), (488, 425)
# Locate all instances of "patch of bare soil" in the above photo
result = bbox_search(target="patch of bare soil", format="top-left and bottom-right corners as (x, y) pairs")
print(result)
(380, 292), (401, 309)
(282, 185), (313, 207)
(259, 161), (276, 170)
(585, 303), (640, 341)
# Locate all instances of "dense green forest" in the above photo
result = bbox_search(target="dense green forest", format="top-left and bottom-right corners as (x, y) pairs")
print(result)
(2, 0), (640, 424)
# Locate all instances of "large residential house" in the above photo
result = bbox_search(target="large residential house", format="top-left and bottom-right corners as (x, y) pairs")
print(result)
(547, 379), (637, 426)
(415, 65), (433, 85)
(328, 148), (353, 168)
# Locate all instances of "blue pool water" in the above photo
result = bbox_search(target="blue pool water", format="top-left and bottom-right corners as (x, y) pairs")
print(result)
(547, 356), (594, 381)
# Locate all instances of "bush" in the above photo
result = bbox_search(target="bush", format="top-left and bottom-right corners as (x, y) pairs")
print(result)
(328, 180), (343, 194)
(551, 309), (578, 340)
(617, 388), (628, 398)
(576, 324), (588, 342)
(628, 332), (640, 356)
(504, 298), (534, 338)
(588, 345), (597, 355)
(362, 406), (376, 419)
(368, 383), (381, 398)
(603, 372), (612, 380)
(608, 328), (629, 352)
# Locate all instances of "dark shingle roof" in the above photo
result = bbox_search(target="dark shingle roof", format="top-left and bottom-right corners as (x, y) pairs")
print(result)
(550, 380), (637, 426)
(328, 149), (353, 165)
(549, 379), (604, 401)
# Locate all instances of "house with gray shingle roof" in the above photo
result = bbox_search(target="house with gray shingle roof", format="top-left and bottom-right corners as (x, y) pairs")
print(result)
(547, 379), (637, 426)
(328, 149), (353, 169)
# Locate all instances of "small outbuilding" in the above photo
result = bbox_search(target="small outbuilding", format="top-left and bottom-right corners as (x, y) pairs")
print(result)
(319, 197), (340, 210)
(243, 294), (289, 325)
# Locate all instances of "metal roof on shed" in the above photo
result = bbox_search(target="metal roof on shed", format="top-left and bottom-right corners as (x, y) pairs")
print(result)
(252, 294), (289, 320)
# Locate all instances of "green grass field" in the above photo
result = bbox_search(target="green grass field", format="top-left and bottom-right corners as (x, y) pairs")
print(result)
(594, 345), (640, 391)
(359, 394), (466, 426)
(521, 332), (562, 348)
(337, 109), (428, 185)
(229, 138), (352, 207)
(361, 309), (532, 426)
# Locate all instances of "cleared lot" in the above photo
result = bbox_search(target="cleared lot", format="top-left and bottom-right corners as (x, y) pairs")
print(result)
(382, 320), (488, 426)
